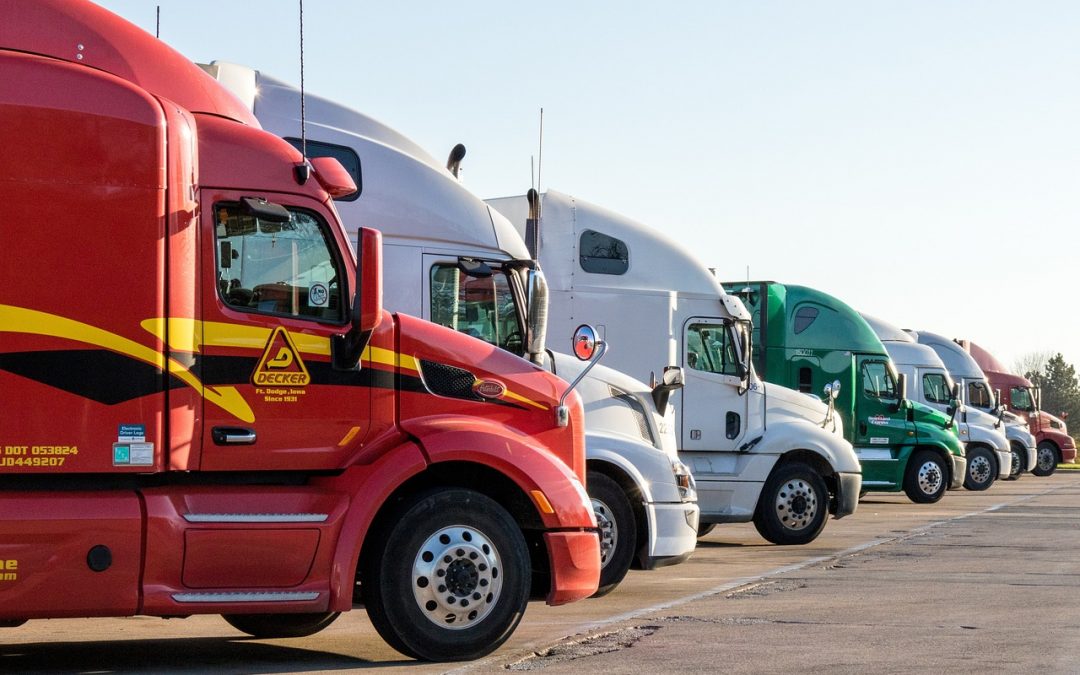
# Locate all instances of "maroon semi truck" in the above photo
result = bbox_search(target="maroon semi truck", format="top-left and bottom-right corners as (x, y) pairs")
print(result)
(964, 341), (1076, 476)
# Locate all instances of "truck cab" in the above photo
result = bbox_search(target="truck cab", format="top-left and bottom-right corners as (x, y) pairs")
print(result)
(488, 192), (862, 545)
(912, 331), (1037, 478)
(965, 340), (1076, 475)
(721, 282), (965, 504)
(861, 316), (1010, 490)
(201, 63), (700, 596)
(0, 2), (599, 661)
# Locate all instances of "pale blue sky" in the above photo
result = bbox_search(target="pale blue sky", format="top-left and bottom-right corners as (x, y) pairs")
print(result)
(100, 1), (1080, 370)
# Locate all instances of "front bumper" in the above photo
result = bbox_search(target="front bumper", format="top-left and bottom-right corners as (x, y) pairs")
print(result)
(1062, 446), (1077, 464)
(544, 530), (600, 606)
(639, 501), (699, 570)
(949, 455), (967, 490)
(834, 471), (862, 518)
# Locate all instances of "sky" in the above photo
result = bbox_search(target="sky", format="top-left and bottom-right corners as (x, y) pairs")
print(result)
(98, 1), (1080, 371)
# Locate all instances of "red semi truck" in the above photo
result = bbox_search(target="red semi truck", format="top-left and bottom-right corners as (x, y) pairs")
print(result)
(0, 0), (598, 661)
(964, 341), (1076, 476)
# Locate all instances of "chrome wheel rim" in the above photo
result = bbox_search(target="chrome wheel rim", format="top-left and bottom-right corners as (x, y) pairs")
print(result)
(918, 460), (944, 495)
(412, 525), (502, 630)
(969, 455), (992, 485)
(1037, 447), (1056, 472)
(773, 477), (819, 532)
(591, 498), (617, 569)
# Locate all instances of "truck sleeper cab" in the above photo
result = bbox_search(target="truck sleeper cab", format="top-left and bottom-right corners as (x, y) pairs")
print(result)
(913, 331), (1037, 478)
(0, 1), (598, 662)
(487, 191), (862, 546)
(200, 63), (699, 596)
(862, 316), (1009, 491)
(722, 282), (965, 504)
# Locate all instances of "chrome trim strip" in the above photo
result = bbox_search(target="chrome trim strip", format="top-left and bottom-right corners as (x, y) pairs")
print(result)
(183, 513), (329, 523)
(172, 592), (320, 603)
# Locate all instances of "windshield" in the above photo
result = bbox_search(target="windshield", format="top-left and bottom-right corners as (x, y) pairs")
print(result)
(430, 263), (525, 354)
(1010, 386), (1035, 412)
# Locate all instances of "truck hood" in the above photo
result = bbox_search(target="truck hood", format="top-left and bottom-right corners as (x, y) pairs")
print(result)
(763, 382), (843, 437)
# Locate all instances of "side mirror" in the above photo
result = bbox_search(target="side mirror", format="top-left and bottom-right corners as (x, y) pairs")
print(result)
(558, 325), (607, 427)
(309, 156), (358, 199)
(332, 227), (383, 370)
(651, 366), (685, 416)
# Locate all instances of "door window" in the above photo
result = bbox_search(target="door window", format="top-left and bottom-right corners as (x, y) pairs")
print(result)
(686, 323), (740, 376)
(430, 264), (524, 353)
(922, 373), (951, 403)
(861, 361), (898, 400)
(214, 203), (343, 323)
(968, 381), (993, 408)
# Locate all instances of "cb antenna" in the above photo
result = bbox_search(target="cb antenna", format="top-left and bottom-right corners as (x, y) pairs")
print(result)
(294, 0), (310, 184)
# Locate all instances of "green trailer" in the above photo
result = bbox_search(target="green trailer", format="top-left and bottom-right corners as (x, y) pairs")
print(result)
(721, 282), (965, 503)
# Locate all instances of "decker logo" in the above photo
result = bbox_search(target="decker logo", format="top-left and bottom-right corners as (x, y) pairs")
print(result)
(473, 379), (507, 399)
(252, 327), (311, 386)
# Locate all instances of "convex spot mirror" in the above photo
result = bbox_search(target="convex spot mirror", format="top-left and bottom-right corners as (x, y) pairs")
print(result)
(573, 324), (599, 361)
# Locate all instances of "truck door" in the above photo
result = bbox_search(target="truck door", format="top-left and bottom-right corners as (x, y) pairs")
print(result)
(196, 193), (371, 471)
(853, 356), (910, 487)
(680, 318), (751, 452)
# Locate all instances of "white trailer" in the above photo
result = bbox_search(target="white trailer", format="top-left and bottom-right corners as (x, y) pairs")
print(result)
(910, 331), (1037, 477)
(487, 190), (861, 544)
(203, 63), (698, 595)
(861, 315), (1011, 489)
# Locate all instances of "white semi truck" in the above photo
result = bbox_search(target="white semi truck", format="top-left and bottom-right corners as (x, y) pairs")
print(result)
(861, 315), (1011, 490)
(203, 63), (698, 595)
(911, 331), (1037, 478)
(487, 190), (861, 544)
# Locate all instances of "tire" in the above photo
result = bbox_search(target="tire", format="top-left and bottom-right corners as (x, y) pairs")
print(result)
(587, 471), (636, 598)
(1006, 443), (1024, 481)
(963, 446), (996, 491)
(361, 488), (530, 662)
(1033, 442), (1059, 477)
(697, 522), (718, 538)
(752, 462), (829, 545)
(903, 450), (948, 503)
(222, 612), (340, 639)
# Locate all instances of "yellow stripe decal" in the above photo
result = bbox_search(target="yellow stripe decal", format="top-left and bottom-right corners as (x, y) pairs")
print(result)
(3, 305), (254, 423)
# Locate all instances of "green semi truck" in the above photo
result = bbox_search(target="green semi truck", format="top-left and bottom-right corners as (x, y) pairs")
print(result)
(721, 282), (965, 503)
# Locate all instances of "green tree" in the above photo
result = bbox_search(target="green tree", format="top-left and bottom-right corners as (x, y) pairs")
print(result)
(1024, 353), (1080, 441)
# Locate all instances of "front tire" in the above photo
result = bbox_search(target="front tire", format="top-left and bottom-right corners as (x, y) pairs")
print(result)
(904, 450), (948, 503)
(361, 488), (530, 662)
(753, 462), (828, 545)
(587, 470), (636, 598)
(222, 612), (340, 638)
(1033, 442), (1059, 477)
(963, 446), (996, 491)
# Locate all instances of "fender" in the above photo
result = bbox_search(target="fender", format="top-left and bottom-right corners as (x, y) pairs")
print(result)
(400, 415), (595, 530)
(586, 432), (679, 504)
(752, 418), (861, 474)
(314, 441), (429, 612)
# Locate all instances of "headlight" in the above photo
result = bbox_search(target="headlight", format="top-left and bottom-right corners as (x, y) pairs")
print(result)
(671, 459), (696, 502)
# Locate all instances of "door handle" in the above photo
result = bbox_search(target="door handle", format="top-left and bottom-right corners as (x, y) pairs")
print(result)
(212, 427), (257, 446)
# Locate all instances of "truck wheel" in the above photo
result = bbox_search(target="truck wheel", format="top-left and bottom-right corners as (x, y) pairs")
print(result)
(903, 450), (947, 503)
(752, 462), (828, 545)
(362, 488), (530, 662)
(221, 612), (340, 638)
(587, 471), (636, 598)
(1033, 442), (1059, 477)
(1006, 444), (1023, 480)
(963, 447), (995, 491)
